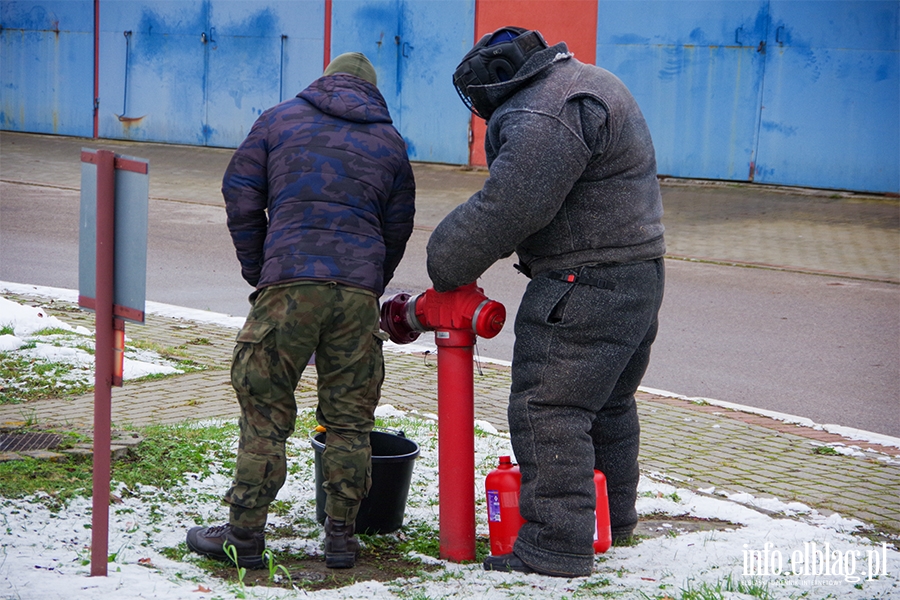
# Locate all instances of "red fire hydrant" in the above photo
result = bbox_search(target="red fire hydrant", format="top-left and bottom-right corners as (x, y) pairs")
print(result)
(381, 282), (506, 561)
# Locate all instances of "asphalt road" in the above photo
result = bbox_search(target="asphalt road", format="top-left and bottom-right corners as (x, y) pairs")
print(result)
(3, 178), (898, 438)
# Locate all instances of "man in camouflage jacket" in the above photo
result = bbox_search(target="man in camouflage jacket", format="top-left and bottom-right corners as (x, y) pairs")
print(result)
(187, 52), (415, 570)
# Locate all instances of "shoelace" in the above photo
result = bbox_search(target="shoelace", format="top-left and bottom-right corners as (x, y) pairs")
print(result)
(203, 524), (232, 536)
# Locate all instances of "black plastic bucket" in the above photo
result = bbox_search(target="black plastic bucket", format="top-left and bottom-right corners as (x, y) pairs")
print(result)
(310, 430), (419, 534)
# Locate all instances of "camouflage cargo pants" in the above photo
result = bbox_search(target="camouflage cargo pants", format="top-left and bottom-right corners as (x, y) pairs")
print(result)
(224, 281), (385, 529)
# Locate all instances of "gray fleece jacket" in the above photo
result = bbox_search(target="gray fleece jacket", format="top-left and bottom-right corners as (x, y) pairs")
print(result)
(427, 43), (665, 292)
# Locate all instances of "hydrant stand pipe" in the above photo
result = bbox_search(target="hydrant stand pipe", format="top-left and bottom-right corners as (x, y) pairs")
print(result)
(435, 328), (477, 562)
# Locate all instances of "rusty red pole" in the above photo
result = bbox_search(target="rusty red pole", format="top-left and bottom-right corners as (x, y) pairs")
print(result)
(90, 149), (115, 576)
(436, 328), (477, 562)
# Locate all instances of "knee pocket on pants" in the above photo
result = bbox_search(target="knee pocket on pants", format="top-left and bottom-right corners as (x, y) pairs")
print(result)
(232, 320), (276, 397)
(229, 453), (269, 508)
(235, 452), (268, 486)
(230, 451), (287, 510)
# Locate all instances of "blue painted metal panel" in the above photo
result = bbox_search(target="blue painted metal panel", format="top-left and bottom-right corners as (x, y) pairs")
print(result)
(398, 0), (474, 164)
(596, 1), (768, 181)
(755, 1), (899, 193)
(205, 1), (324, 147)
(331, 0), (473, 164)
(5, 1), (895, 190)
(99, 0), (323, 147)
(205, 5), (281, 146)
(99, 1), (209, 144)
(331, 0), (402, 121)
(0, 0), (94, 136)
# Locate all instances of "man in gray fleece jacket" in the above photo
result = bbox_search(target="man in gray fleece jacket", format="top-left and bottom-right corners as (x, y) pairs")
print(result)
(428, 27), (665, 577)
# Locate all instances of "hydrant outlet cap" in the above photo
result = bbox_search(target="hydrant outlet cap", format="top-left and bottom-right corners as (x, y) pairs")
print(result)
(473, 299), (506, 339)
(380, 293), (423, 344)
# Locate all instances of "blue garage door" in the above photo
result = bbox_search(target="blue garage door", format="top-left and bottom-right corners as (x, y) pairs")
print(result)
(597, 0), (898, 193)
(331, 0), (474, 164)
(99, 1), (207, 144)
(597, 1), (769, 182)
(755, 1), (899, 192)
(98, 0), (324, 147)
(0, 0), (94, 137)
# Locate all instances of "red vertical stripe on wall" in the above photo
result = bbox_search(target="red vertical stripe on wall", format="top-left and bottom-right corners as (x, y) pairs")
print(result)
(93, 0), (99, 138)
(469, 0), (598, 166)
(323, 0), (333, 70)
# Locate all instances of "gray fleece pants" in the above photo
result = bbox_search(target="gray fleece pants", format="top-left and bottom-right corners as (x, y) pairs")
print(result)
(509, 258), (665, 577)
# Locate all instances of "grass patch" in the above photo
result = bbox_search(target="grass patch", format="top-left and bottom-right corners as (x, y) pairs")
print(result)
(641, 490), (682, 503)
(0, 454), (94, 510)
(0, 350), (203, 406)
(0, 313), (204, 405)
(612, 533), (645, 547)
(665, 574), (774, 600)
(269, 499), (294, 517)
(360, 520), (449, 562)
(124, 339), (207, 373)
(0, 421), (238, 510)
(31, 327), (78, 337)
(0, 354), (93, 404)
(573, 576), (612, 597)
(198, 527), (444, 593)
(114, 422), (238, 492)
(813, 445), (841, 456)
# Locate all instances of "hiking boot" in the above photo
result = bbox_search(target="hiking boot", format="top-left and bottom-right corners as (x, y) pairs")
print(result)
(186, 523), (265, 569)
(324, 517), (359, 568)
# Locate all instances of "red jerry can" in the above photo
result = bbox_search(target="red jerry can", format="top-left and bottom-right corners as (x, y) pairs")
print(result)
(485, 456), (526, 555)
(486, 457), (612, 555)
(593, 470), (612, 553)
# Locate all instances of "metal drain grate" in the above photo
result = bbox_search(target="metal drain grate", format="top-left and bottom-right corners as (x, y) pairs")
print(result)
(0, 433), (63, 452)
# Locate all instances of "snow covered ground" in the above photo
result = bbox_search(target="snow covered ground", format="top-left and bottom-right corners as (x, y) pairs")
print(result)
(1, 285), (897, 599)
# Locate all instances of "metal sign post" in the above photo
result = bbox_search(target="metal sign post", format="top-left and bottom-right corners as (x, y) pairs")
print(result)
(79, 149), (148, 576)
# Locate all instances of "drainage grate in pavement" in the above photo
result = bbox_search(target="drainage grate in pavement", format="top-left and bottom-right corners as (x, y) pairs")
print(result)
(0, 433), (63, 452)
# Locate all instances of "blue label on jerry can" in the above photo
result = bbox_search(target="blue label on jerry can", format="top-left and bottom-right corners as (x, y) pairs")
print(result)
(487, 490), (502, 522)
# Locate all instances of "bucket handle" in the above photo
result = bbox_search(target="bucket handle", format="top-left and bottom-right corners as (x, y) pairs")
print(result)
(311, 427), (406, 439)
(376, 427), (406, 439)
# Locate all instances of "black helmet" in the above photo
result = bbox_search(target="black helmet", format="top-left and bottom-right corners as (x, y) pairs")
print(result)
(453, 26), (548, 119)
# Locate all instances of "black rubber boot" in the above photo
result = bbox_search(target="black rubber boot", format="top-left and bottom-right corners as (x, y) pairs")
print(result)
(186, 523), (265, 569)
(484, 553), (582, 577)
(324, 517), (360, 568)
(611, 525), (636, 546)
(483, 553), (536, 574)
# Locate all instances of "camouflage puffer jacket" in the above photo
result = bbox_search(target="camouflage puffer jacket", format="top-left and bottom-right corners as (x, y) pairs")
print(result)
(223, 73), (416, 296)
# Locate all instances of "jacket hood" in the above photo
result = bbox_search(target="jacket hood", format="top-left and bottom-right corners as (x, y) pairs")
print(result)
(467, 42), (573, 119)
(299, 73), (393, 124)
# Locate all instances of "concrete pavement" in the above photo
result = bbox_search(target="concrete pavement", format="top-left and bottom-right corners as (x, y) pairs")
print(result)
(1, 130), (898, 538)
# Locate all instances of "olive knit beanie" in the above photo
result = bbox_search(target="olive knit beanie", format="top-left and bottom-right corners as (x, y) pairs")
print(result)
(323, 52), (378, 86)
